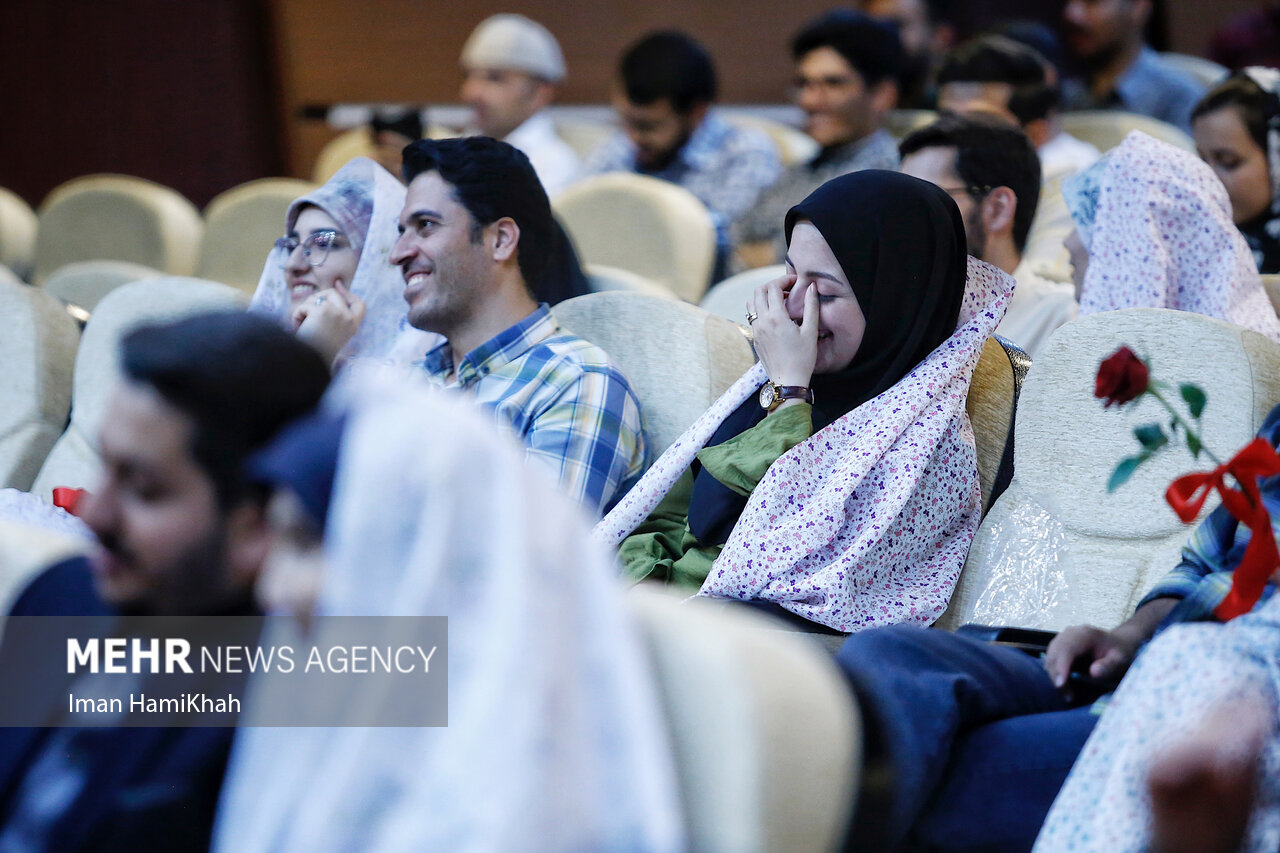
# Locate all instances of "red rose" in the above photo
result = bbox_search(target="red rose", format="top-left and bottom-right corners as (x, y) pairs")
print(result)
(1095, 346), (1149, 407)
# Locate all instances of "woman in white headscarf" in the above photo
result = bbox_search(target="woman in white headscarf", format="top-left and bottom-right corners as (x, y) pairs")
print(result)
(1061, 130), (1280, 342)
(249, 157), (436, 368)
(213, 373), (685, 853)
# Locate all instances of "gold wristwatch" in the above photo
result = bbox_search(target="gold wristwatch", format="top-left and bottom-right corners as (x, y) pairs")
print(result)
(758, 381), (814, 412)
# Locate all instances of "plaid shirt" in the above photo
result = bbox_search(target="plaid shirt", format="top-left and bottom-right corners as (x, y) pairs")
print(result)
(582, 111), (782, 249)
(1137, 403), (1280, 627)
(419, 305), (646, 516)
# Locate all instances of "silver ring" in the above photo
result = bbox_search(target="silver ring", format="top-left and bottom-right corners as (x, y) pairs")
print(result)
(313, 295), (325, 306)
(745, 311), (758, 325)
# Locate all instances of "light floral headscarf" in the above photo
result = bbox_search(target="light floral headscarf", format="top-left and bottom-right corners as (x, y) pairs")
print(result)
(596, 257), (1015, 632)
(1063, 131), (1280, 342)
(249, 157), (438, 363)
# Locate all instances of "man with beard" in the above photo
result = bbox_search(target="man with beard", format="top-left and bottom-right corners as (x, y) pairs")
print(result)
(393, 136), (646, 516)
(0, 312), (330, 852)
(899, 113), (1077, 358)
(582, 30), (781, 278)
(1060, 0), (1204, 132)
(856, 0), (957, 109)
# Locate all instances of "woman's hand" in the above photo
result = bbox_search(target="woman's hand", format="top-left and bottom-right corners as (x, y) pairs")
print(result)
(746, 274), (818, 388)
(292, 280), (366, 368)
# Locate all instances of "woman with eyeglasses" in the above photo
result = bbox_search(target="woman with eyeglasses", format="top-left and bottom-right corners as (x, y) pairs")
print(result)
(249, 157), (436, 368)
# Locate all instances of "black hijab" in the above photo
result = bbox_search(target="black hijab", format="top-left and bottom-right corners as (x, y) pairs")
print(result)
(687, 170), (968, 546)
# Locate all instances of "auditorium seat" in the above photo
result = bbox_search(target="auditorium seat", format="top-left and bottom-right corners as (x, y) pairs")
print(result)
(198, 177), (316, 292)
(1261, 274), (1280, 316)
(585, 264), (679, 300)
(0, 186), (37, 281)
(1058, 111), (1194, 154)
(885, 109), (937, 140)
(30, 277), (247, 500)
(552, 173), (717, 303)
(724, 115), (819, 167)
(41, 260), (163, 312)
(312, 128), (376, 184)
(552, 292), (754, 455)
(1158, 52), (1229, 88)
(966, 336), (1030, 515)
(699, 265), (786, 323)
(33, 174), (203, 284)
(629, 585), (860, 853)
(0, 279), (80, 491)
(552, 116), (615, 160)
(937, 308), (1280, 632)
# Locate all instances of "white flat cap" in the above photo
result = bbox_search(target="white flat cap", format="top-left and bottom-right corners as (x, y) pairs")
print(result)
(460, 14), (566, 82)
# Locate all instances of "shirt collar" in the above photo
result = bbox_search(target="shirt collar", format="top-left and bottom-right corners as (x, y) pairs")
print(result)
(420, 304), (558, 388)
(505, 111), (557, 149)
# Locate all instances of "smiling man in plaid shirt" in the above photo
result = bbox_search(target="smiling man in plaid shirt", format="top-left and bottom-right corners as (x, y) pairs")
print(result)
(392, 136), (646, 515)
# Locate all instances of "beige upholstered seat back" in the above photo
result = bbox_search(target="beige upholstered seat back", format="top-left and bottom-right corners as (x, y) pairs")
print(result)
(552, 173), (717, 303)
(312, 128), (376, 184)
(939, 309), (1280, 631)
(628, 586), (860, 853)
(198, 178), (316, 292)
(41, 260), (163, 312)
(1058, 111), (1194, 154)
(585, 264), (679, 300)
(700, 265), (786, 323)
(0, 186), (38, 281)
(885, 109), (937, 140)
(1158, 52), (1229, 88)
(1261, 274), (1280, 316)
(724, 115), (819, 167)
(0, 280), (80, 490)
(34, 175), (203, 284)
(30, 277), (247, 500)
(966, 336), (1029, 515)
(551, 117), (615, 159)
(552, 292), (755, 455)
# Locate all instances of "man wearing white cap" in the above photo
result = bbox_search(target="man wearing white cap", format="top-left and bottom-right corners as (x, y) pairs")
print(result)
(460, 14), (580, 195)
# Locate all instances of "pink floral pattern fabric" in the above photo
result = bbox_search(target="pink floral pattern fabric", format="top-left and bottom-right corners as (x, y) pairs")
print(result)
(1065, 131), (1280, 342)
(1033, 593), (1280, 852)
(595, 258), (1014, 632)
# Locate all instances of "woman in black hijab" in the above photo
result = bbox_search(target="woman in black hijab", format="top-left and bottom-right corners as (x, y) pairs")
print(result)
(619, 169), (969, 585)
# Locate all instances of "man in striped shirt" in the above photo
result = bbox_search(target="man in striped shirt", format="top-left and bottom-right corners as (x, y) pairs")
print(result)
(392, 137), (646, 516)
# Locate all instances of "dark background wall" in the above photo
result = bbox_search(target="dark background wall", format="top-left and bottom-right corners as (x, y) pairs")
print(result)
(0, 0), (1260, 208)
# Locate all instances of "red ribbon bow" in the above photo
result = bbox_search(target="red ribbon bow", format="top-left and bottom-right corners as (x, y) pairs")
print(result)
(51, 487), (87, 515)
(1166, 437), (1280, 620)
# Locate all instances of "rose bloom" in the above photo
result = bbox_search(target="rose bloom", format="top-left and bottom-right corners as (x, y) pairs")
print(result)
(1095, 346), (1150, 407)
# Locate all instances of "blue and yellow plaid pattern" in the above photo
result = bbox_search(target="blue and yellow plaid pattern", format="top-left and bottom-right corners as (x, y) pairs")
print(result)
(420, 305), (646, 516)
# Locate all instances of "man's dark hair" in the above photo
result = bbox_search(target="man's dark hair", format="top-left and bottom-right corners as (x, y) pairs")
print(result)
(791, 10), (904, 88)
(401, 136), (554, 293)
(619, 30), (717, 114)
(900, 113), (1042, 252)
(120, 311), (330, 509)
(1193, 74), (1274, 151)
(937, 35), (1059, 125)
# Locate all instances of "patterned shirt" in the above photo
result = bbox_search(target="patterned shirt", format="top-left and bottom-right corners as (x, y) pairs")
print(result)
(582, 111), (782, 250)
(729, 128), (900, 267)
(1061, 46), (1205, 133)
(1137, 403), (1280, 626)
(419, 305), (646, 515)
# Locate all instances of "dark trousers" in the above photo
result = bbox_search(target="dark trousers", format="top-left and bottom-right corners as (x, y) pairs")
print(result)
(834, 625), (1100, 852)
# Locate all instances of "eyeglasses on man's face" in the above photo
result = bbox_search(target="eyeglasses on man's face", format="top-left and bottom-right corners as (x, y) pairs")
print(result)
(275, 230), (348, 268)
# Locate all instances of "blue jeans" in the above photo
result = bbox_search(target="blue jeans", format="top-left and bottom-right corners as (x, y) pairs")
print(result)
(834, 625), (1100, 852)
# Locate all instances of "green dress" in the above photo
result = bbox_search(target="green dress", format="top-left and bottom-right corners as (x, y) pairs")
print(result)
(618, 403), (814, 587)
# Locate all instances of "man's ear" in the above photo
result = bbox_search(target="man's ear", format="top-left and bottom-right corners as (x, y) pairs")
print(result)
(981, 186), (1018, 240)
(224, 502), (271, 592)
(491, 217), (520, 263)
(870, 79), (899, 114)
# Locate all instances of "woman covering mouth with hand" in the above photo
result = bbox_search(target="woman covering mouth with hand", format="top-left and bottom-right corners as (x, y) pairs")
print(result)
(250, 157), (436, 369)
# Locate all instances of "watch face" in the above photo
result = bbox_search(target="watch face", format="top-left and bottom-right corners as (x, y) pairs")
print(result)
(758, 383), (776, 409)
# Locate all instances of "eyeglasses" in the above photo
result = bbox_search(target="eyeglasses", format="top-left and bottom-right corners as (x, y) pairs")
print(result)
(938, 185), (994, 200)
(275, 230), (348, 268)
